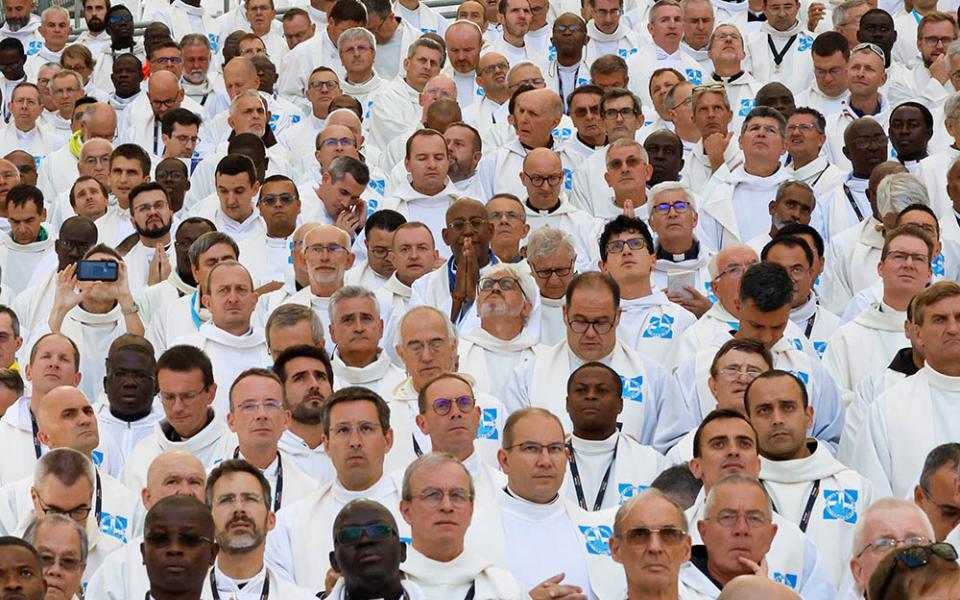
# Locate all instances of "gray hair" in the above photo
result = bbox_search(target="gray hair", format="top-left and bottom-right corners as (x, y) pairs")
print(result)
(52, 69), (84, 91)
(338, 26), (376, 51)
(707, 23), (742, 51)
(398, 305), (458, 344)
(851, 497), (935, 555)
(41, 5), (70, 21)
(181, 33), (211, 50)
(877, 172), (929, 216)
(401, 452), (475, 502)
(702, 473), (773, 518)
(650, 181), (697, 212)
(507, 60), (542, 81)
(229, 89), (266, 119)
(613, 488), (689, 538)
(406, 37), (445, 68)
(525, 227), (576, 264)
(266, 304), (325, 348)
(34, 448), (95, 493)
(948, 40), (960, 67)
(775, 180), (814, 203)
(920, 443), (960, 494)
(946, 91), (960, 122)
(329, 285), (381, 322)
(187, 231), (239, 269)
(478, 262), (537, 324)
(23, 514), (89, 563)
(605, 138), (649, 164)
(741, 105), (787, 138)
(679, 0), (712, 14)
(832, 0), (869, 28)
(649, 0), (681, 23)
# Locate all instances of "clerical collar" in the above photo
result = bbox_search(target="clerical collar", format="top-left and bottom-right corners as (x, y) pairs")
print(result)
(526, 197), (561, 214)
(656, 240), (699, 262)
(161, 408), (214, 441)
(712, 71), (744, 83)
(576, 133), (599, 149)
(747, 11), (766, 21)
(520, 136), (554, 152)
(888, 347), (921, 377)
(690, 545), (726, 590)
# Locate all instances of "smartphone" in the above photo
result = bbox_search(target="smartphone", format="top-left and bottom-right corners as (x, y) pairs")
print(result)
(77, 260), (118, 282)
(667, 270), (697, 299)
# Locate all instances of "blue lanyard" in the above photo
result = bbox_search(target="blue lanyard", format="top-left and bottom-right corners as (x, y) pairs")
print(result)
(189, 291), (202, 329)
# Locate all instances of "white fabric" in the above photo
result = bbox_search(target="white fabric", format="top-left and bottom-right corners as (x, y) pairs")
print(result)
(456, 327), (537, 398)
(0, 229), (54, 299)
(561, 431), (667, 511)
(401, 545), (528, 600)
(615, 292), (697, 366)
(820, 217), (885, 315)
(744, 21), (815, 94)
(698, 164), (791, 251)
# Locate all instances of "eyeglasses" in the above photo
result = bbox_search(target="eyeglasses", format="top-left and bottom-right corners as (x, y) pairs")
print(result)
(431, 394), (476, 416)
(921, 35), (955, 47)
(35, 494), (92, 521)
(479, 61), (509, 75)
(236, 399), (284, 413)
(504, 441), (566, 456)
(708, 510), (771, 529)
(531, 262), (573, 280)
(652, 201), (691, 215)
(621, 526), (687, 545)
(568, 318), (615, 334)
(56, 239), (93, 251)
(745, 123), (780, 136)
(605, 237), (646, 254)
(309, 80), (341, 90)
(554, 24), (582, 32)
(813, 67), (844, 78)
(850, 38), (884, 62)
(479, 276), (521, 292)
(144, 531), (215, 548)
(160, 388), (208, 404)
(172, 134), (199, 145)
(715, 262), (757, 279)
(11, 97), (38, 106)
(851, 134), (887, 150)
(603, 107), (638, 120)
(607, 156), (644, 171)
(306, 243), (349, 256)
(134, 199), (168, 214)
(787, 123), (818, 134)
(340, 44), (372, 55)
(368, 245), (390, 258)
(335, 524), (396, 545)
(153, 56), (183, 65)
(856, 536), (931, 558)
(260, 193), (297, 206)
(447, 217), (487, 231)
(718, 365), (765, 380)
(712, 32), (741, 42)
(150, 97), (179, 109)
(38, 553), (84, 572)
(884, 251), (929, 265)
(414, 487), (473, 506)
(514, 77), (545, 88)
(319, 137), (356, 148)
(523, 172), (563, 187)
(876, 544), (959, 599)
(571, 105), (600, 118)
(489, 210), (524, 222)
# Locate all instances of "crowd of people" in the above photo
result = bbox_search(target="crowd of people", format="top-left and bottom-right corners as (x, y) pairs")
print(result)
(0, 0), (955, 596)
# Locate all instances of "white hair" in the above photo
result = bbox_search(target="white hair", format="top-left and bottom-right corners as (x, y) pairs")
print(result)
(877, 172), (929, 216)
(650, 181), (697, 212)
(478, 262), (538, 308)
(850, 497), (935, 556)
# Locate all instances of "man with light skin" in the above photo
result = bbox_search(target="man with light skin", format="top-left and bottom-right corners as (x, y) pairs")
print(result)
(603, 139), (654, 220)
(747, 369), (874, 586)
(744, 0), (814, 93)
(461, 52), (510, 146)
(399, 452), (524, 598)
(794, 32), (851, 118)
(24, 8), (71, 82)
(477, 87), (564, 201)
(845, 498), (936, 600)
(281, 68), (344, 169)
(265, 386), (405, 592)
(681, 0), (715, 74)
(610, 489), (696, 600)
(282, 8), (316, 50)
(382, 75), (458, 169)
(0, 184), (54, 299)
(525, 228), (578, 346)
(456, 0), (487, 29)
(784, 109), (848, 208)
(912, 444), (960, 543)
(444, 121), (483, 195)
(22, 513), (86, 600)
(37, 101), (116, 203)
(0, 84), (54, 160)
(489, 0), (544, 71)
(367, 38), (445, 150)
(679, 85), (741, 192)
(583, 0), (642, 66)
(717, 575), (801, 599)
(445, 20), (483, 107)
(278, 224), (355, 355)
(705, 25), (762, 128)
(116, 71), (199, 158)
(887, 12), (957, 108)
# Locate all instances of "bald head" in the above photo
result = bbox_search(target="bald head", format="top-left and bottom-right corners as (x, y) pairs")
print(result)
(446, 197), (486, 221)
(35, 386), (88, 425)
(143, 451), (207, 509)
(224, 56), (257, 80)
(326, 109), (362, 136)
(717, 575), (801, 599)
(294, 221), (322, 243)
(148, 70), (180, 95)
(80, 138), (112, 160)
(305, 223), (351, 248)
(868, 160), (908, 193)
(425, 98), (462, 132)
(81, 103), (117, 141)
(523, 147), (562, 171)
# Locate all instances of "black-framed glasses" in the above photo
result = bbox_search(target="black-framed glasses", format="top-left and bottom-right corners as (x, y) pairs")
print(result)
(652, 201), (691, 215)
(478, 277), (520, 292)
(335, 524), (396, 545)
(431, 394), (476, 416)
(605, 237), (646, 254)
(523, 172), (563, 187)
(35, 494), (91, 521)
(876, 544), (959, 599)
(603, 107), (638, 120)
(531, 262), (574, 280)
(568, 318), (615, 334)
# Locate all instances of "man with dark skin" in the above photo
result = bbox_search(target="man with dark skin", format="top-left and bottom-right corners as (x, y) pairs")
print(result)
(0, 537), (46, 600)
(888, 102), (933, 167)
(0, 39), (26, 89)
(5, 150), (37, 185)
(844, 118), (888, 186)
(856, 9), (897, 68)
(141, 495), (218, 600)
(755, 83), (796, 118)
(105, 6), (136, 53)
(443, 198), (494, 324)
(103, 335), (158, 424)
(251, 55), (278, 95)
(155, 158), (190, 214)
(110, 53), (142, 103)
(328, 499), (409, 600)
(258, 176), (300, 241)
(549, 13), (587, 109)
(55, 216), (98, 273)
(171, 218), (215, 290)
(644, 130), (685, 186)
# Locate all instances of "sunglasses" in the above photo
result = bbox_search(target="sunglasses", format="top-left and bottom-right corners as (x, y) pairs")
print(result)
(876, 543), (959, 599)
(335, 524), (396, 545)
(432, 395), (476, 416)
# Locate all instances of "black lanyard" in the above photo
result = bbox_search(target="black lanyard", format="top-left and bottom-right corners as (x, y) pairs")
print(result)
(94, 469), (103, 526)
(843, 185), (865, 221)
(556, 65), (579, 111)
(29, 410), (41, 459)
(344, 590), (410, 599)
(767, 479), (820, 533)
(804, 312), (816, 338)
(810, 165), (829, 188)
(566, 438), (619, 511)
(767, 34), (797, 68)
(233, 448), (283, 512)
(464, 582), (476, 600)
(412, 435), (423, 457)
(153, 123), (161, 155)
(200, 92), (210, 106)
(210, 567), (270, 600)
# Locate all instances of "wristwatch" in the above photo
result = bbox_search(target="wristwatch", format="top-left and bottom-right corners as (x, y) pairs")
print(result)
(121, 302), (140, 316)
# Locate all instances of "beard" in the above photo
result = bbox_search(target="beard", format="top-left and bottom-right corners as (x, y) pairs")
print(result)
(447, 159), (472, 182)
(290, 392), (324, 424)
(87, 16), (105, 32)
(136, 218), (173, 240)
(219, 518), (265, 553)
(5, 15), (28, 30)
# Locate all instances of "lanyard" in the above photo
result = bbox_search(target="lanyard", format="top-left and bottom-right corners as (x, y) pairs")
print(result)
(767, 479), (820, 533)
(464, 582), (476, 600)
(233, 448), (283, 512)
(566, 438), (619, 511)
(556, 65), (579, 111)
(190, 291), (203, 329)
(804, 312), (816, 338)
(843, 185), (865, 221)
(767, 34), (797, 68)
(29, 410), (41, 459)
(344, 590), (410, 600)
(810, 165), (829, 188)
(200, 92), (210, 106)
(412, 435), (423, 457)
(94, 469), (103, 526)
(210, 568), (270, 600)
